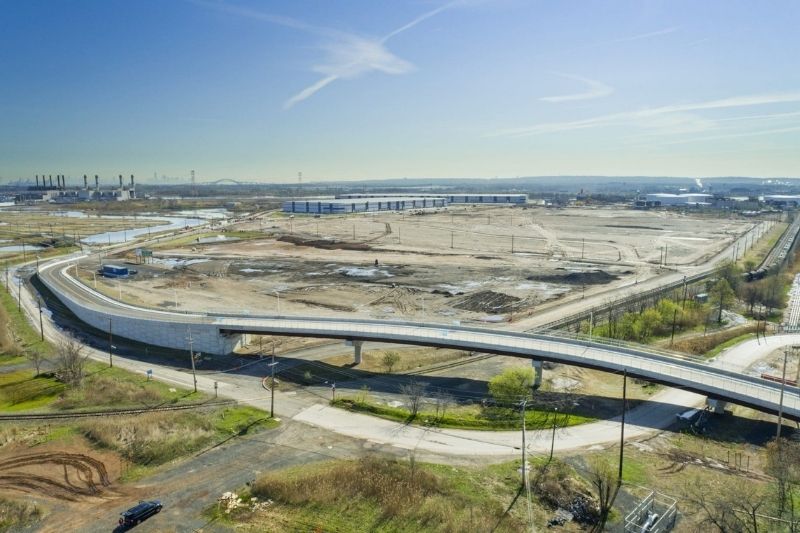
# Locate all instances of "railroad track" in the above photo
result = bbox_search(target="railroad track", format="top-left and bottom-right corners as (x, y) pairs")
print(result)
(0, 399), (237, 422)
(404, 352), (497, 375)
(538, 216), (800, 332)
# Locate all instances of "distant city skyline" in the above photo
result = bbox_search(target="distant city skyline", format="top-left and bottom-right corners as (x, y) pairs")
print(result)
(2, 1), (799, 181)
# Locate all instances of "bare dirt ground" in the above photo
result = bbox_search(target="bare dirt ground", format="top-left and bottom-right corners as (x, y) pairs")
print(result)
(82, 205), (755, 326)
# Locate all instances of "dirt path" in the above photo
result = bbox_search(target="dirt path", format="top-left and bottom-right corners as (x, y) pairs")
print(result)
(40, 420), (454, 533)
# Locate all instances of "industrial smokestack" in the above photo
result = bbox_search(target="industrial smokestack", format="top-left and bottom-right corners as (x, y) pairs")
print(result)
(35, 175), (39, 188)
(119, 174), (123, 189)
(130, 174), (134, 188)
(95, 175), (99, 191)
(57, 175), (62, 189)
(83, 174), (88, 189)
(48, 175), (53, 188)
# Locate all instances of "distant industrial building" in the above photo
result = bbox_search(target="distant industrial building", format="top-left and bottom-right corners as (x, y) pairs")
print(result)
(336, 193), (527, 204)
(282, 197), (447, 215)
(634, 193), (713, 208)
(763, 195), (800, 208)
(15, 174), (136, 204)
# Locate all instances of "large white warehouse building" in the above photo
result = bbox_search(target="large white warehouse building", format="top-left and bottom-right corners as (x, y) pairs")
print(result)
(642, 193), (713, 207)
(336, 193), (527, 204)
(282, 197), (447, 215)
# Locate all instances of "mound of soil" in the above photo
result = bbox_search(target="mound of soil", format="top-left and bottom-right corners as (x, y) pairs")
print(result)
(278, 235), (372, 251)
(528, 269), (620, 286)
(604, 224), (662, 231)
(452, 290), (520, 313)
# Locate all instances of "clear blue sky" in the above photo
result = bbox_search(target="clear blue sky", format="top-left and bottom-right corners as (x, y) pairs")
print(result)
(2, 0), (799, 182)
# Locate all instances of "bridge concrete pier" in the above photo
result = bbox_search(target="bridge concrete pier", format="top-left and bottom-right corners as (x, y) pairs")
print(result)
(532, 359), (543, 389)
(353, 340), (363, 365)
(707, 398), (727, 414)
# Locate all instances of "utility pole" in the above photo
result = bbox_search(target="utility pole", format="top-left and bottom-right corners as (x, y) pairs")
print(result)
(38, 299), (44, 342)
(581, 238), (585, 260)
(520, 398), (528, 486)
(270, 340), (276, 418)
(670, 308), (678, 346)
(618, 369), (628, 485)
(108, 318), (113, 368)
(777, 349), (788, 439)
(187, 328), (197, 393)
(549, 407), (558, 461)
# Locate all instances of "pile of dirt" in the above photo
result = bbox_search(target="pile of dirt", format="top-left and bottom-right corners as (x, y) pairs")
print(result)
(527, 269), (620, 285)
(603, 224), (663, 231)
(452, 290), (520, 313)
(278, 235), (372, 251)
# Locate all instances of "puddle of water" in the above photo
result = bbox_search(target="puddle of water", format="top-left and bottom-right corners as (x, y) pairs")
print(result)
(239, 268), (263, 273)
(82, 216), (206, 244)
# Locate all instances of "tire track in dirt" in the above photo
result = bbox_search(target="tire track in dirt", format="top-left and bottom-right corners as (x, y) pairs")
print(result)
(0, 451), (113, 501)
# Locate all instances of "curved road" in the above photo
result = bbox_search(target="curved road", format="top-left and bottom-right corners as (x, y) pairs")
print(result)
(35, 255), (800, 422)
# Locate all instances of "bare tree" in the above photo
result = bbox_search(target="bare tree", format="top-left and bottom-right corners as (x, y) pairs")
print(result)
(381, 351), (401, 373)
(587, 456), (621, 533)
(432, 388), (454, 421)
(765, 438), (800, 520)
(684, 478), (769, 533)
(399, 380), (427, 418)
(28, 350), (46, 376)
(54, 335), (89, 388)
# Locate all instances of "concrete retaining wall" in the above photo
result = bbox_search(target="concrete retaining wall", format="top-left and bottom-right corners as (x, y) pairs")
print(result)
(39, 275), (247, 355)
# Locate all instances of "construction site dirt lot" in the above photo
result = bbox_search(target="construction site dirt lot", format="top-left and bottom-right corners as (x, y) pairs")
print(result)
(86, 205), (757, 326)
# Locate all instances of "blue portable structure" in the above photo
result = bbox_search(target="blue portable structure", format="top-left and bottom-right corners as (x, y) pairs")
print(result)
(101, 264), (130, 278)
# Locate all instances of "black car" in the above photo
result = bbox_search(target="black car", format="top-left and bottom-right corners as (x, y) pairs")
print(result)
(119, 500), (162, 527)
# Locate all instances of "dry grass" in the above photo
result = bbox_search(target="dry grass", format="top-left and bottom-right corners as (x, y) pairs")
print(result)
(244, 456), (525, 533)
(0, 497), (42, 532)
(53, 374), (163, 410)
(671, 323), (758, 356)
(80, 411), (216, 465)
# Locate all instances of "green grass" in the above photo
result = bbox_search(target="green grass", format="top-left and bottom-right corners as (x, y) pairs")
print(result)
(331, 397), (594, 431)
(0, 370), (65, 411)
(0, 354), (25, 366)
(212, 405), (278, 435)
(0, 287), (53, 356)
(704, 332), (758, 358)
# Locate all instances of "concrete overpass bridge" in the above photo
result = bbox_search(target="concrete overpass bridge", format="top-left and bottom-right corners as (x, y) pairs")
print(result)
(35, 255), (800, 422)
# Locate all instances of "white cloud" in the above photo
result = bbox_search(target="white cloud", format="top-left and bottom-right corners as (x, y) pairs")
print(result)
(491, 91), (800, 138)
(193, 0), (456, 109)
(284, 2), (458, 108)
(539, 73), (613, 103)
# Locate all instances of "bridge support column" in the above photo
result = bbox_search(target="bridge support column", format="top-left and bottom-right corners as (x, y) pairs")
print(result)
(532, 359), (543, 389)
(353, 341), (363, 365)
(707, 398), (727, 414)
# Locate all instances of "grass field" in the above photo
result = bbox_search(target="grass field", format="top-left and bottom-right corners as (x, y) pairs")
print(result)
(207, 457), (530, 532)
(331, 397), (594, 431)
